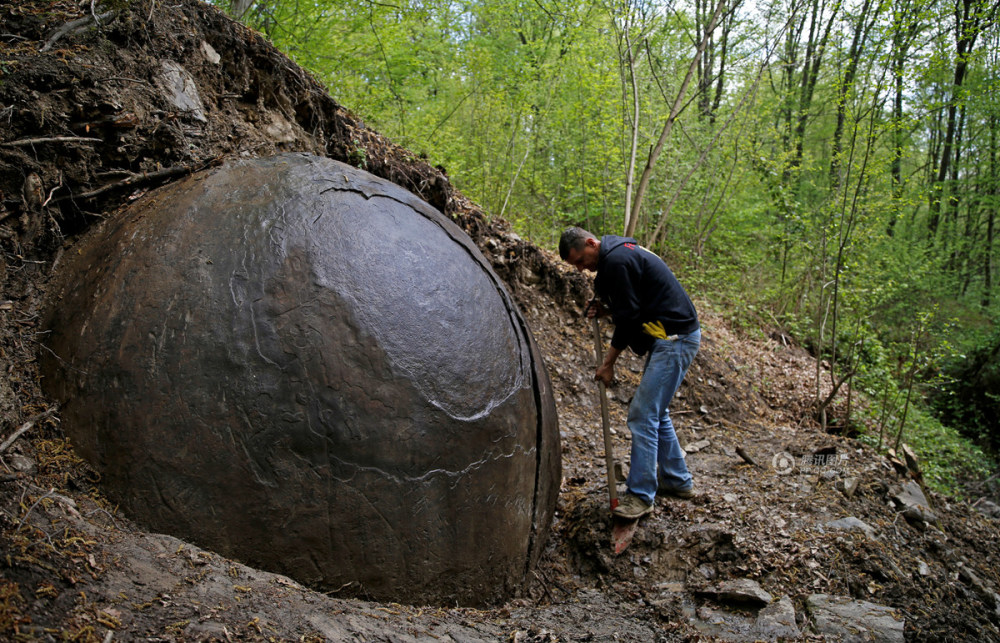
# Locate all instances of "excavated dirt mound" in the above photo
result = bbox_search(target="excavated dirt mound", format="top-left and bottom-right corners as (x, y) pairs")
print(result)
(3, 1), (1000, 640)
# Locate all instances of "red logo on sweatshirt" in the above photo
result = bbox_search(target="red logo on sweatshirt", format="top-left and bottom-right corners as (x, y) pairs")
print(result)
(624, 243), (636, 249)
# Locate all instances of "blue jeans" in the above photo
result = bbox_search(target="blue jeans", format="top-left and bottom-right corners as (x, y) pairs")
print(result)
(625, 329), (701, 504)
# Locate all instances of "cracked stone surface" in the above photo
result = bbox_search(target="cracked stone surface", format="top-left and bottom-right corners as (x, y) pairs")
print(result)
(39, 153), (560, 606)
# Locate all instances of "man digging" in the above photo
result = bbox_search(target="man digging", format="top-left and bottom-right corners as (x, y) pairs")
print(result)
(560, 227), (701, 519)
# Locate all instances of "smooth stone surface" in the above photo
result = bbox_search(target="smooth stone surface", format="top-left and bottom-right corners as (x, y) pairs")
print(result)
(41, 153), (560, 606)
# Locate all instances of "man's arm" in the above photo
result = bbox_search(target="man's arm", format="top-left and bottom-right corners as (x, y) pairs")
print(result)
(595, 344), (622, 385)
(601, 260), (642, 352)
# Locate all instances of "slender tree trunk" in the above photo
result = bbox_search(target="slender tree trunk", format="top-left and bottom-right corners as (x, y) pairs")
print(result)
(790, 0), (842, 181)
(960, 185), (981, 296)
(780, 9), (805, 163)
(818, 89), (882, 418)
(615, 3), (642, 235)
(710, 2), (739, 122)
(230, 0), (254, 20)
(928, 0), (997, 238)
(649, 52), (772, 248)
(830, 0), (878, 190)
(887, 0), (918, 236)
(624, 0), (727, 238)
(986, 114), (998, 308)
(697, 0), (715, 118)
(945, 103), (968, 269)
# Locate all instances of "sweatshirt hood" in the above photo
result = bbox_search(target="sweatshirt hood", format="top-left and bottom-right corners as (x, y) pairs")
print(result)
(598, 235), (638, 263)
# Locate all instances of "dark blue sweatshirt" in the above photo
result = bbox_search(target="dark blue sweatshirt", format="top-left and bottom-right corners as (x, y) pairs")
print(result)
(594, 235), (699, 355)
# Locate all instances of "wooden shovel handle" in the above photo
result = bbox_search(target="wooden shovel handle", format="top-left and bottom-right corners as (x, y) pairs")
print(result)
(592, 317), (618, 510)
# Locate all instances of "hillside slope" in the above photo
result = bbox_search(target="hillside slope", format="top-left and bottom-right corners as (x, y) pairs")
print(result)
(2, 1), (1000, 640)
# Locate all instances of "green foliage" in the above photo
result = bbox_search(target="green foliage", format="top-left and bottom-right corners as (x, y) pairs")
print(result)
(847, 331), (993, 495)
(857, 401), (993, 496)
(931, 326), (1000, 453)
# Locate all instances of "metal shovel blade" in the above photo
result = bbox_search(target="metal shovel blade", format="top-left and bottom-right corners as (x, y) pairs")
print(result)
(611, 516), (640, 555)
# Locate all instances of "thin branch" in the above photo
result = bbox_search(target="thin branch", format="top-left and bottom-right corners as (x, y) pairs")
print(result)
(67, 163), (207, 201)
(1, 136), (103, 147)
(649, 47), (771, 247)
(0, 406), (59, 455)
(41, 171), (64, 208)
(736, 446), (760, 467)
(40, 11), (114, 52)
(15, 488), (57, 533)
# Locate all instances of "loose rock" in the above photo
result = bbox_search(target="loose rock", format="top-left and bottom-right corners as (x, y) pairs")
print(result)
(892, 481), (938, 524)
(825, 516), (877, 539)
(685, 439), (711, 453)
(700, 578), (772, 607)
(836, 476), (860, 498)
(806, 594), (904, 642)
(755, 595), (800, 640)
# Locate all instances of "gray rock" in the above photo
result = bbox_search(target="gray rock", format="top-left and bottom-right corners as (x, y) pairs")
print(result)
(519, 265), (542, 285)
(975, 499), (1000, 519)
(957, 563), (997, 607)
(688, 592), (797, 641)
(689, 605), (756, 640)
(262, 110), (297, 143)
(156, 60), (207, 121)
(200, 40), (220, 64)
(703, 578), (773, 607)
(806, 594), (904, 642)
(836, 477), (860, 498)
(184, 620), (231, 640)
(755, 595), (800, 640)
(892, 481), (938, 523)
(6, 453), (35, 473)
(826, 516), (877, 539)
(685, 439), (711, 453)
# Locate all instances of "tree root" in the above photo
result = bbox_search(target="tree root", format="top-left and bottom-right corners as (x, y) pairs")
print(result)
(40, 10), (114, 53)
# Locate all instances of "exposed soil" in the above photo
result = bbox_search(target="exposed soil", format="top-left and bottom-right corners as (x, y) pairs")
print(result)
(2, 1), (1000, 641)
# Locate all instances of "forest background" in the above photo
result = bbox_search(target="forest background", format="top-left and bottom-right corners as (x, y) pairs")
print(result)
(212, 0), (999, 492)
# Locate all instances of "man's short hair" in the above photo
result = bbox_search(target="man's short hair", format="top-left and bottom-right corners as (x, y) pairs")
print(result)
(559, 227), (596, 260)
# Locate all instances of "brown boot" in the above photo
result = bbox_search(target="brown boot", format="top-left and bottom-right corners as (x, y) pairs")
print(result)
(613, 493), (653, 519)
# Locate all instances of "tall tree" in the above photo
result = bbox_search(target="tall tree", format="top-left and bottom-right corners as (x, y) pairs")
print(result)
(927, 0), (1000, 239)
(886, 0), (924, 236)
(624, 0), (728, 237)
(829, 0), (881, 191)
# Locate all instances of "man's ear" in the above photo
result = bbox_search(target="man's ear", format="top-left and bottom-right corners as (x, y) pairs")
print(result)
(585, 237), (599, 248)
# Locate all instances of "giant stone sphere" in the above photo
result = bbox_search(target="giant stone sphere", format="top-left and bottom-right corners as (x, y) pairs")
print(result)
(40, 153), (560, 606)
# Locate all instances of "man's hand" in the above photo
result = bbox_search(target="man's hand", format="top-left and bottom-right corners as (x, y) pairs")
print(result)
(594, 344), (621, 385)
(595, 362), (614, 386)
(584, 298), (607, 319)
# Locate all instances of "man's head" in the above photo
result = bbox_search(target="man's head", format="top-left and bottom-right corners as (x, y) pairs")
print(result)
(559, 227), (600, 273)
